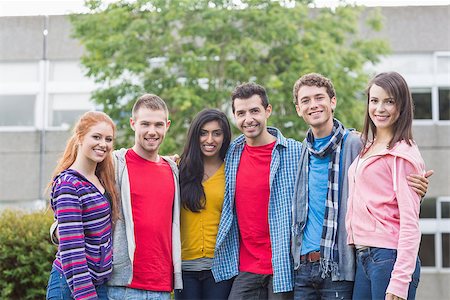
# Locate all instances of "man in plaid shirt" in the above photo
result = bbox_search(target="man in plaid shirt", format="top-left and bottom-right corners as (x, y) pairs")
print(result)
(212, 82), (302, 299)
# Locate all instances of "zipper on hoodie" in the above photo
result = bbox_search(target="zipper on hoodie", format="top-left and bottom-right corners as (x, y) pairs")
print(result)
(349, 152), (383, 244)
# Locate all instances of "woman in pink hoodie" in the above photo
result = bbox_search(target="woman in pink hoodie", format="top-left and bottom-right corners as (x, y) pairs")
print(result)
(346, 72), (425, 300)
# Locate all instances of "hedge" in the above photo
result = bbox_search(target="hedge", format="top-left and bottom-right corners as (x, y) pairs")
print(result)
(0, 209), (56, 299)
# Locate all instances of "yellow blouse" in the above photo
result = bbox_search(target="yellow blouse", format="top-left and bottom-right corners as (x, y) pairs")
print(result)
(180, 163), (225, 260)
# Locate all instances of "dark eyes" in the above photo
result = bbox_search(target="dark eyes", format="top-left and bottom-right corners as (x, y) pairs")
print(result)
(300, 99), (309, 104)
(200, 131), (223, 136)
(92, 135), (113, 142)
(370, 99), (395, 105)
(300, 97), (324, 104)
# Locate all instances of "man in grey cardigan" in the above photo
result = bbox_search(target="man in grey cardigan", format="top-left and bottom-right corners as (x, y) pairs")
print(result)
(108, 94), (182, 300)
(290, 73), (430, 299)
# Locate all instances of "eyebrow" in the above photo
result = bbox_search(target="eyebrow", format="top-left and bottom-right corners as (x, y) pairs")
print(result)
(370, 96), (395, 100)
(92, 132), (113, 137)
(201, 128), (223, 132)
(300, 93), (326, 100)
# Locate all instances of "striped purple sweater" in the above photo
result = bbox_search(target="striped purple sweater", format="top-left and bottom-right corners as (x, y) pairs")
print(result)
(51, 169), (112, 300)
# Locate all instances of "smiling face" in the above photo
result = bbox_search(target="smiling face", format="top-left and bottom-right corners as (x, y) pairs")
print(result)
(130, 107), (170, 161)
(368, 83), (399, 135)
(295, 85), (336, 138)
(199, 120), (224, 159)
(233, 94), (272, 143)
(79, 121), (114, 164)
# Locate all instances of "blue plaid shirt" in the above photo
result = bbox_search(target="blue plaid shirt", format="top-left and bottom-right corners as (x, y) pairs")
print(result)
(212, 127), (302, 293)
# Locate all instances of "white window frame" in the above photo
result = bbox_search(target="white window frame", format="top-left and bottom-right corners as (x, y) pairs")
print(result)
(411, 87), (433, 120)
(412, 52), (450, 125)
(420, 196), (450, 273)
(0, 60), (98, 131)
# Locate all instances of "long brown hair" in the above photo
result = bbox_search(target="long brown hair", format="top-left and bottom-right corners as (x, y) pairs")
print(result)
(48, 111), (119, 222)
(361, 72), (414, 150)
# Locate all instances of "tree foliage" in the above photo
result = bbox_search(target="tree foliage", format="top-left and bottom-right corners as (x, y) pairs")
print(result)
(71, 0), (389, 152)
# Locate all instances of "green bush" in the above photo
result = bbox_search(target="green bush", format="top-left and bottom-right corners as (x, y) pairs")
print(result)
(0, 209), (56, 299)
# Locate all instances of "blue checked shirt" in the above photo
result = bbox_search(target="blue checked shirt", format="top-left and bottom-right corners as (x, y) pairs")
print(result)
(212, 127), (302, 293)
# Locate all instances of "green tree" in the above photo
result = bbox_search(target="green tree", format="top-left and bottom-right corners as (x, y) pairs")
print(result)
(71, 0), (389, 152)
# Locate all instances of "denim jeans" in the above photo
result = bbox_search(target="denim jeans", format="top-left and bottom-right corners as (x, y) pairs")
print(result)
(46, 266), (108, 300)
(353, 247), (420, 300)
(173, 270), (233, 300)
(228, 271), (293, 300)
(107, 286), (170, 300)
(293, 261), (353, 300)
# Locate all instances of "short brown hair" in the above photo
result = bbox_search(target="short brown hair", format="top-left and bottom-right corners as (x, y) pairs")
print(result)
(132, 94), (169, 119)
(231, 82), (269, 113)
(292, 73), (336, 104)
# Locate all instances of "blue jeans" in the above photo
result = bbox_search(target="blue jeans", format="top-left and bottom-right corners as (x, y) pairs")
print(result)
(107, 286), (170, 300)
(294, 261), (353, 300)
(174, 270), (233, 300)
(228, 271), (293, 300)
(46, 266), (108, 299)
(353, 247), (420, 300)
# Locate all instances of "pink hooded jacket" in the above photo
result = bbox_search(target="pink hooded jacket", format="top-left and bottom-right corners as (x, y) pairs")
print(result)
(346, 140), (425, 299)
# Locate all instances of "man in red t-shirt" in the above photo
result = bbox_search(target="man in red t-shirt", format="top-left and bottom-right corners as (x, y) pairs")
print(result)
(108, 94), (182, 299)
(223, 83), (295, 299)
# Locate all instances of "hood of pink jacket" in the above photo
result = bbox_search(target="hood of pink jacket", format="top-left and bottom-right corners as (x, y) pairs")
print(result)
(386, 141), (425, 191)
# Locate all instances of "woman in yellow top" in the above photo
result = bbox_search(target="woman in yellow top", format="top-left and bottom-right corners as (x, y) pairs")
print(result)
(175, 109), (233, 300)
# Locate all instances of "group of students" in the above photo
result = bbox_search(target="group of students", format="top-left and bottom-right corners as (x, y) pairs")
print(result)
(46, 71), (431, 300)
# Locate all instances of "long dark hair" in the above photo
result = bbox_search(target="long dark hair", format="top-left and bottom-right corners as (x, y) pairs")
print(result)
(361, 71), (414, 151)
(179, 109), (231, 212)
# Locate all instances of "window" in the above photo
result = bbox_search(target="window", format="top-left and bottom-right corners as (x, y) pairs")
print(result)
(0, 95), (35, 126)
(51, 110), (87, 127)
(420, 197), (450, 271)
(419, 234), (435, 267)
(411, 87), (450, 121)
(442, 201), (450, 219)
(443, 233), (450, 268)
(439, 88), (450, 120)
(48, 94), (93, 127)
(412, 89), (432, 119)
(420, 197), (437, 218)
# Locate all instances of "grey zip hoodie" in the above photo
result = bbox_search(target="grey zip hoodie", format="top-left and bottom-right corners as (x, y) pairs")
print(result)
(108, 148), (183, 290)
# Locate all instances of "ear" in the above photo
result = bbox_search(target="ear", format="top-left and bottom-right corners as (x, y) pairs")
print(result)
(295, 104), (303, 118)
(166, 119), (171, 130)
(130, 117), (136, 131)
(265, 104), (272, 118)
(330, 96), (337, 113)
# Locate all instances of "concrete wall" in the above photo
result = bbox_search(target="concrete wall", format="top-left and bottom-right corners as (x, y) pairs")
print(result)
(0, 15), (82, 61)
(47, 15), (84, 60)
(417, 273), (450, 300)
(0, 131), (69, 209)
(361, 5), (450, 53)
(414, 124), (450, 198)
(0, 16), (45, 60)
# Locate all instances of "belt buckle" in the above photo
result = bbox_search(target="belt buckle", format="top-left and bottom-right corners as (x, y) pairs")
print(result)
(300, 251), (320, 263)
(307, 251), (320, 262)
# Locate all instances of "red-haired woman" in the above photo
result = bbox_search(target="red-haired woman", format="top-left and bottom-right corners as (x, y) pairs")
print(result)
(46, 111), (119, 300)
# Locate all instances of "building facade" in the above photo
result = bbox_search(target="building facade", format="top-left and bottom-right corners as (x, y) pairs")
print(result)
(0, 6), (449, 298)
